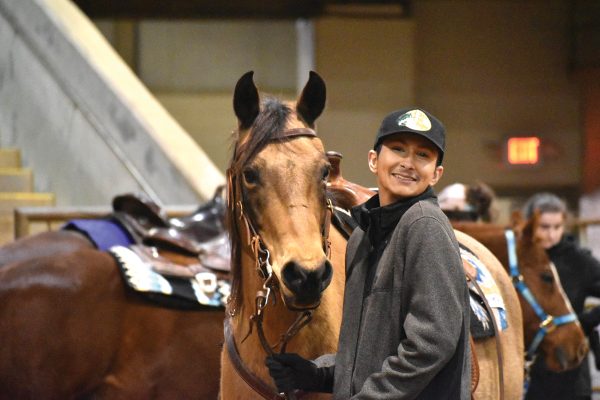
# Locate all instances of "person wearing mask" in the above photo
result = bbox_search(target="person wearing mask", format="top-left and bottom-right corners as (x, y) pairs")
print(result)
(266, 108), (471, 399)
(523, 192), (600, 400)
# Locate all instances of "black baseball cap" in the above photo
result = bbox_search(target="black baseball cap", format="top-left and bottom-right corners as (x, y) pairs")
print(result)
(373, 108), (445, 164)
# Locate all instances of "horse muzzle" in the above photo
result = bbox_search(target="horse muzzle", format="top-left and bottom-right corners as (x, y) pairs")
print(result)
(550, 339), (589, 372)
(280, 259), (333, 309)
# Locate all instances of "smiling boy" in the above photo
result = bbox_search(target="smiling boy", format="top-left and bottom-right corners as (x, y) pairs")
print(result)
(267, 108), (471, 399)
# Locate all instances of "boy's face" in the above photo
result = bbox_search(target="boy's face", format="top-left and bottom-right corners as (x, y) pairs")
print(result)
(368, 132), (443, 207)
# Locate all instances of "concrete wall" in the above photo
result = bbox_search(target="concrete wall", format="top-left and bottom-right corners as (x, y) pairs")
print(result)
(0, 0), (224, 207)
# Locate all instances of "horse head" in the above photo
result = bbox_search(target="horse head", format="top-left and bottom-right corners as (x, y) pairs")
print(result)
(227, 70), (332, 312)
(512, 211), (587, 372)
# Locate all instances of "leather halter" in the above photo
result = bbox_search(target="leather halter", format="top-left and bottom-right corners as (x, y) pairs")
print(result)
(225, 126), (333, 400)
(504, 229), (578, 393)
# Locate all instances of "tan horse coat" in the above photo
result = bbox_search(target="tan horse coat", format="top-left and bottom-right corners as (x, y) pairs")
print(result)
(455, 230), (524, 400)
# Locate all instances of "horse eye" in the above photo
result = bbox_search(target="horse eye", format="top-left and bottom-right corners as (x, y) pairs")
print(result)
(540, 272), (554, 284)
(243, 168), (259, 186)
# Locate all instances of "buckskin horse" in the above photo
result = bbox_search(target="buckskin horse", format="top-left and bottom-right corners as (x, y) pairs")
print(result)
(219, 71), (346, 400)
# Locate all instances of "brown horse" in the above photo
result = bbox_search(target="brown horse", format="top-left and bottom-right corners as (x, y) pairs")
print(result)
(0, 176), (232, 398)
(219, 71), (345, 400)
(0, 247), (225, 398)
(453, 219), (588, 372)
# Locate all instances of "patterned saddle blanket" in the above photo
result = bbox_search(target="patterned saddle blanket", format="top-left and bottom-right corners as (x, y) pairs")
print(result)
(461, 246), (508, 339)
(109, 244), (231, 310)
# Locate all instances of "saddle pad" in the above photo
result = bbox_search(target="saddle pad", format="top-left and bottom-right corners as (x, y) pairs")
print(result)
(461, 247), (508, 339)
(469, 289), (495, 339)
(109, 245), (230, 310)
(62, 218), (134, 251)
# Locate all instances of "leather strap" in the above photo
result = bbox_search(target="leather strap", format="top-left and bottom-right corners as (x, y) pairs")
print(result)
(224, 317), (286, 400)
(322, 199), (333, 257)
(465, 268), (504, 400)
(469, 334), (480, 398)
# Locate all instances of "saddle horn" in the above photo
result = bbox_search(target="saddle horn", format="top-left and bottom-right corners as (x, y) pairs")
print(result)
(233, 71), (260, 130)
(296, 71), (326, 128)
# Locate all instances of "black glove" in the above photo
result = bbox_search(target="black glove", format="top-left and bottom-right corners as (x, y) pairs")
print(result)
(265, 353), (330, 393)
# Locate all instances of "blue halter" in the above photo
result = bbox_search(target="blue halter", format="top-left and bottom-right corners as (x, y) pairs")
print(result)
(504, 229), (578, 361)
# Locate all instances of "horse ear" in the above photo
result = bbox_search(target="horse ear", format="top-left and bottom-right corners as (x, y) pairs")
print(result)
(233, 71), (260, 130)
(296, 71), (326, 128)
(519, 210), (539, 244)
(510, 210), (523, 229)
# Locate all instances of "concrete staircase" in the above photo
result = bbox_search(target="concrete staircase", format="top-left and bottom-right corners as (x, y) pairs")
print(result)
(0, 148), (55, 245)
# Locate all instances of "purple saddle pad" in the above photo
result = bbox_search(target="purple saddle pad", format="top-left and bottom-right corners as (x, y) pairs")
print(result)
(62, 218), (134, 251)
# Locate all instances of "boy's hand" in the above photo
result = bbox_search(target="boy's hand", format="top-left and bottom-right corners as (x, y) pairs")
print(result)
(265, 353), (321, 392)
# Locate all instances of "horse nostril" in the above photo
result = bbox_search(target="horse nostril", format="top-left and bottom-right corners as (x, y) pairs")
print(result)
(318, 260), (333, 292)
(281, 259), (333, 301)
(282, 260), (308, 293)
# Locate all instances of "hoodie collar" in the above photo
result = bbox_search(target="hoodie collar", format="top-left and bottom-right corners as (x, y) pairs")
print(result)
(351, 186), (436, 245)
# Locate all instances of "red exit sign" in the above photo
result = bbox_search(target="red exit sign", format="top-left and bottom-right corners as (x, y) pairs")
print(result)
(506, 137), (540, 165)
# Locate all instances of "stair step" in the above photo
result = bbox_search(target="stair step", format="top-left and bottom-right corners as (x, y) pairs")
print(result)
(0, 168), (33, 192)
(0, 192), (55, 211)
(0, 149), (21, 168)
